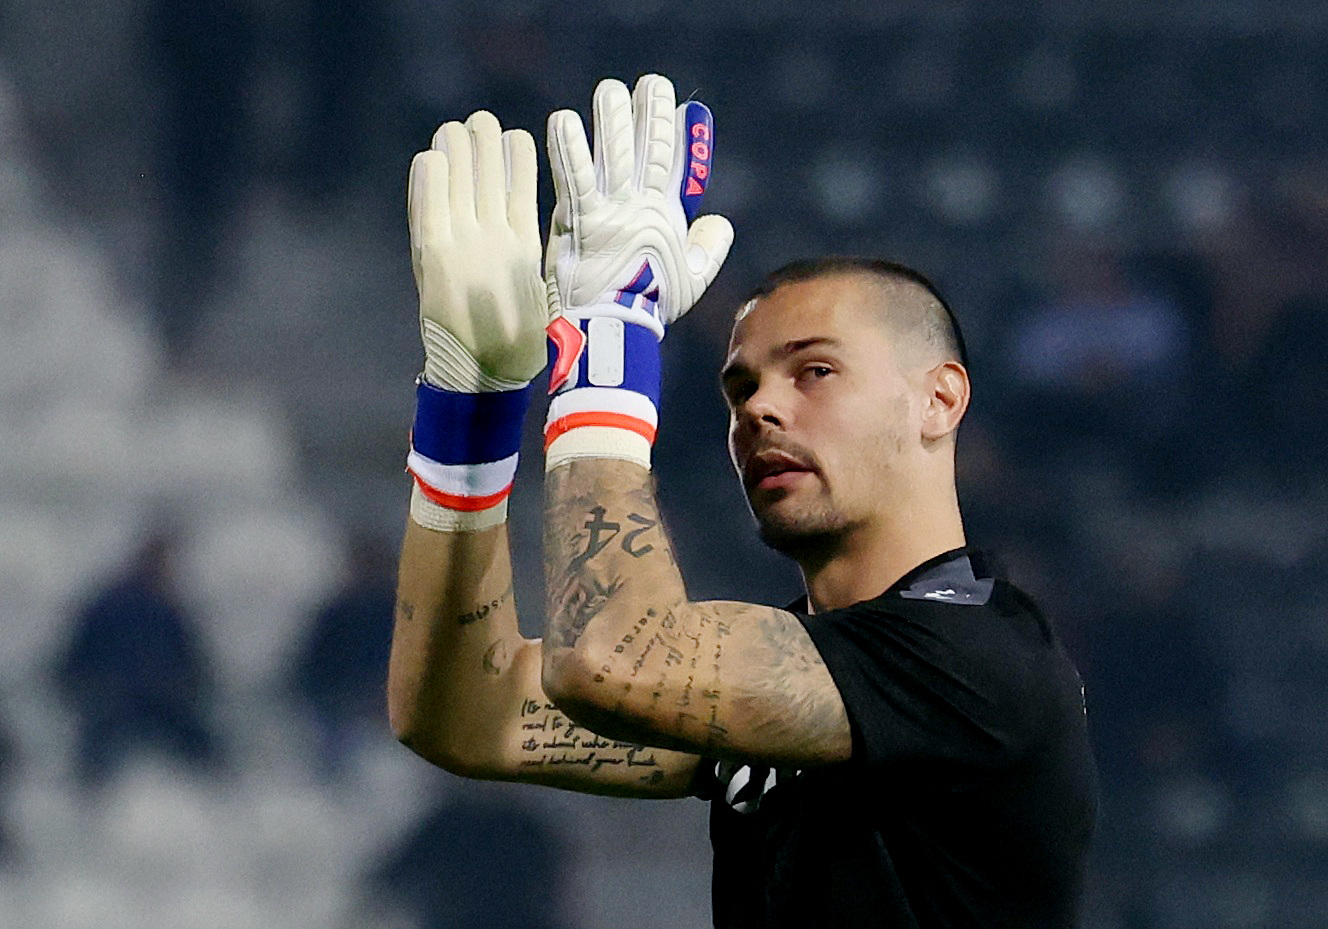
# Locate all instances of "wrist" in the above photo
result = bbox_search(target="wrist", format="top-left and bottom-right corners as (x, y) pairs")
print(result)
(408, 378), (531, 531)
(544, 315), (661, 471)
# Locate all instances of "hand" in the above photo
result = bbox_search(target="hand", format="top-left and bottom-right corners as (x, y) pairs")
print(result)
(544, 74), (734, 340)
(541, 75), (734, 471)
(409, 110), (547, 392)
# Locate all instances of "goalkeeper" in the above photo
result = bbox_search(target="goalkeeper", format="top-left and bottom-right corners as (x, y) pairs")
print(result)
(388, 75), (1097, 928)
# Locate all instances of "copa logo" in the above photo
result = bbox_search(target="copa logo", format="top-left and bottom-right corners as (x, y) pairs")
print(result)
(679, 101), (714, 221)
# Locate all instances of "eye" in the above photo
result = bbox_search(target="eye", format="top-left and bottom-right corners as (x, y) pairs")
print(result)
(721, 376), (756, 408)
(798, 364), (834, 383)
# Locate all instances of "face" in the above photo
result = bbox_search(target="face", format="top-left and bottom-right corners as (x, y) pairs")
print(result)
(721, 275), (926, 557)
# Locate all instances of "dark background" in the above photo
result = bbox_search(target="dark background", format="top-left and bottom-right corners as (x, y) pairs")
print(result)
(0, 2), (1324, 927)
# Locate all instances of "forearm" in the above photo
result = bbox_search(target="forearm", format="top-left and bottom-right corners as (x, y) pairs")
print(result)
(543, 459), (686, 652)
(388, 517), (525, 772)
(541, 459), (852, 766)
(392, 511), (700, 794)
(542, 458), (723, 753)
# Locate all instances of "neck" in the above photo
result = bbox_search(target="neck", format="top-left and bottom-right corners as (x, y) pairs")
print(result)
(799, 486), (966, 613)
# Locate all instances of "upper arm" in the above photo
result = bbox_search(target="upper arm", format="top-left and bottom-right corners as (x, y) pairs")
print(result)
(547, 600), (852, 768)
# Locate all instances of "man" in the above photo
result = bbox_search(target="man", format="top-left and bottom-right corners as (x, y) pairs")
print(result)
(55, 528), (224, 790)
(388, 74), (1097, 927)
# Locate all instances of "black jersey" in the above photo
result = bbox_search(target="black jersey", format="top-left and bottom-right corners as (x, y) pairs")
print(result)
(697, 548), (1098, 929)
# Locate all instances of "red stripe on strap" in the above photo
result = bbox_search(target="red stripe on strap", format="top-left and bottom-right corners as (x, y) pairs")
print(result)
(411, 473), (513, 511)
(543, 412), (657, 450)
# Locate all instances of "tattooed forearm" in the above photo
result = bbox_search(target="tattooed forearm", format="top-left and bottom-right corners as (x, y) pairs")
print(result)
(455, 581), (514, 626)
(538, 463), (852, 765)
(547, 576), (625, 649)
(544, 460), (737, 755)
(569, 506), (622, 571)
(544, 462), (678, 653)
(481, 639), (510, 676)
(516, 696), (666, 782)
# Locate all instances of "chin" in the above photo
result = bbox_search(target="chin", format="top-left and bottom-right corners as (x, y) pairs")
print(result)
(753, 506), (851, 561)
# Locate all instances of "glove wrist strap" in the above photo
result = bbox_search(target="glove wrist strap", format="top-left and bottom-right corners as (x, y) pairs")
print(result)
(544, 316), (660, 471)
(408, 378), (532, 531)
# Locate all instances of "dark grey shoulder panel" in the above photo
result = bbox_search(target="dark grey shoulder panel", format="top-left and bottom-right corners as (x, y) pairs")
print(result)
(897, 555), (994, 606)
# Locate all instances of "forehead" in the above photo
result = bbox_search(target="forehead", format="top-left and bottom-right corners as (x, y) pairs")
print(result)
(727, 274), (891, 360)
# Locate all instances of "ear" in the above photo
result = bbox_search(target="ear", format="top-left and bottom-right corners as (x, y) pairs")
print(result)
(920, 361), (970, 441)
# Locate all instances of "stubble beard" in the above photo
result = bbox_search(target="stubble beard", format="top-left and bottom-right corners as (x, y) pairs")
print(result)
(750, 485), (857, 562)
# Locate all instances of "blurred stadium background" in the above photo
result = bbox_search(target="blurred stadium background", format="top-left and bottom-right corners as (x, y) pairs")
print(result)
(1, 1), (1326, 926)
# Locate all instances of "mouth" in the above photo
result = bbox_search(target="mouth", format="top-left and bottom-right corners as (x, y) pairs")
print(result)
(743, 448), (818, 493)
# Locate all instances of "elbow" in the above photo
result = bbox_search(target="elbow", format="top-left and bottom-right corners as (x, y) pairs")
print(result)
(389, 708), (495, 780)
(386, 687), (487, 779)
(387, 697), (423, 752)
(541, 644), (611, 723)
(387, 697), (440, 763)
(540, 644), (590, 712)
(541, 644), (644, 743)
(385, 670), (424, 748)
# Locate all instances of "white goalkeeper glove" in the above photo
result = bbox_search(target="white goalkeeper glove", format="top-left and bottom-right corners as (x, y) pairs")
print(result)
(405, 110), (546, 531)
(543, 74), (735, 470)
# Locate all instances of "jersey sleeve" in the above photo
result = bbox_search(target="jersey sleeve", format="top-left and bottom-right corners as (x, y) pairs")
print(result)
(799, 593), (1039, 774)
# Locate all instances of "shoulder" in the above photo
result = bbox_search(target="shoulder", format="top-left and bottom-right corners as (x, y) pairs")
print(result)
(797, 550), (1073, 766)
(804, 549), (1045, 653)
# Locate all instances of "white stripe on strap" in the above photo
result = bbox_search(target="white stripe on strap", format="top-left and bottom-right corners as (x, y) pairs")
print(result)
(546, 387), (659, 432)
(406, 450), (519, 497)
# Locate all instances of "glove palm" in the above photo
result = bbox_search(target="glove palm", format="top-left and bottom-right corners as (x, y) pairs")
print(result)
(409, 111), (547, 391)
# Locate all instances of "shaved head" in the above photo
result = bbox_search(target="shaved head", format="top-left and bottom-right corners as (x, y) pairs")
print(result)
(738, 257), (968, 373)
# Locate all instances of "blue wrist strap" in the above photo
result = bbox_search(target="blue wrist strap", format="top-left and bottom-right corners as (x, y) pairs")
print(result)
(412, 379), (532, 465)
(546, 319), (661, 407)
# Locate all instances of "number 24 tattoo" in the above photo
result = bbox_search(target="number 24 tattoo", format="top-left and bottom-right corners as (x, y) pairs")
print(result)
(571, 507), (656, 570)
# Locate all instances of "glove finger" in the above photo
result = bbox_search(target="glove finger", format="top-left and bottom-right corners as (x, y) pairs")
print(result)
(407, 151), (426, 247)
(436, 121), (477, 224)
(547, 108), (597, 226)
(632, 73), (676, 196)
(409, 149), (451, 248)
(672, 100), (714, 222)
(503, 128), (540, 253)
(684, 213), (735, 285)
(467, 110), (505, 225)
(592, 78), (634, 197)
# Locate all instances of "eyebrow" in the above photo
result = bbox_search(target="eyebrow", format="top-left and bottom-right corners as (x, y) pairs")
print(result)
(780, 336), (843, 355)
(719, 336), (844, 388)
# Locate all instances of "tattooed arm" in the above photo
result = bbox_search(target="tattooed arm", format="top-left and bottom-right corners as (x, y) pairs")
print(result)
(542, 460), (852, 768)
(387, 518), (700, 796)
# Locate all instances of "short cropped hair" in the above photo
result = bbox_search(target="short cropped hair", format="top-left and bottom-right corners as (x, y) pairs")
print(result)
(743, 257), (969, 370)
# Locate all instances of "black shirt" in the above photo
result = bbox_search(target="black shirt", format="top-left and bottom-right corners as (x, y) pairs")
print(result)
(697, 549), (1098, 929)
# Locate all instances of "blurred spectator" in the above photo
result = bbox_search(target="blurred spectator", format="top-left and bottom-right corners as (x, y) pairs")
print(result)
(362, 787), (568, 929)
(53, 528), (224, 791)
(286, 531), (396, 779)
(1001, 239), (1194, 492)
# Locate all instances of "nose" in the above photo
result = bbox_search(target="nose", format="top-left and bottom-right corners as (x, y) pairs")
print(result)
(729, 380), (786, 452)
(744, 377), (789, 423)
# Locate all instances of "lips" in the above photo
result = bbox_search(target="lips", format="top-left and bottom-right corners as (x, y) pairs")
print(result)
(743, 448), (817, 491)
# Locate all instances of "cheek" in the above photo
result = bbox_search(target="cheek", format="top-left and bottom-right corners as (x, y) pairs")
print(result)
(823, 398), (910, 482)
